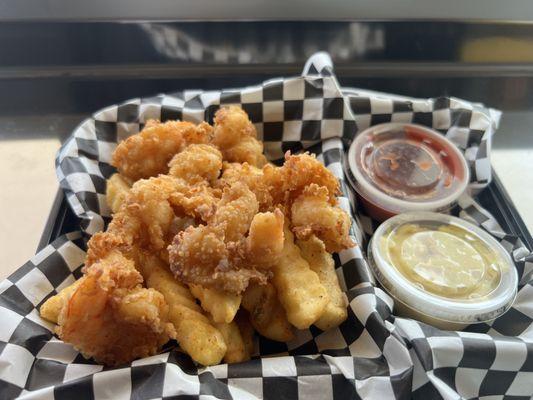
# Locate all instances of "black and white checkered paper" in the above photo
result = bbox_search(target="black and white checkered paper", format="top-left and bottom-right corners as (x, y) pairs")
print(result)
(1, 53), (532, 400)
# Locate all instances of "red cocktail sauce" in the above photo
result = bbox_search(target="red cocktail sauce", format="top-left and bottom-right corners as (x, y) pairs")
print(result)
(346, 123), (469, 221)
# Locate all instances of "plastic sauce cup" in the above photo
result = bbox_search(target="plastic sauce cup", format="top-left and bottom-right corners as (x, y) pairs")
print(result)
(368, 212), (518, 330)
(345, 123), (470, 221)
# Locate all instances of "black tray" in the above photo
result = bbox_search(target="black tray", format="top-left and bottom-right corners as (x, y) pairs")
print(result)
(38, 168), (533, 254)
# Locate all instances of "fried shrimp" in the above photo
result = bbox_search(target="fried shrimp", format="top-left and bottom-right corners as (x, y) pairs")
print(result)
(264, 152), (341, 206)
(217, 162), (273, 210)
(57, 251), (175, 366)
(168, 143), (223, 184)
(212, 106), (267, 167)
(169, 183), (284, 294)
(112, 120), (213, 181)
(291, 184), (354, 253)
(87, 175), (221, 266)
(212, 182), (259, 241)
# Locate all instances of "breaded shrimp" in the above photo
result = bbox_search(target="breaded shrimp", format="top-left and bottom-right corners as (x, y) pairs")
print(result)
(291, 184), (354, 253)
(264, 152), (341, 206)
(56, 251), (175, 366)
(217, 162), (273, 210)
(212, 182), (259, 242)
(168, 143), (223, 184)
(169, 183), (284, 294)
(87, 175), (220, 267)
(212, 106), (267, 167)
(112, 120), (213, 181)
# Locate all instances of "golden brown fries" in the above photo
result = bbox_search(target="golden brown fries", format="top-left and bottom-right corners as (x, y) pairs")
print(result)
(271, 224), (329, 329)
(235, 310), (255, 356)
(139, 255), (227, 366)
(242, 282), (294, 342)
(106, 173), (132, 214)
(210, 319), (250, 364)
(297, 235), (348, 330)
(40, 280), (82, 324)
(189, 284), (242, 324)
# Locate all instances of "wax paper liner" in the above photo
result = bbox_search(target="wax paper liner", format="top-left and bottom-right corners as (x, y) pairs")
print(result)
(1, 52), (532, 400)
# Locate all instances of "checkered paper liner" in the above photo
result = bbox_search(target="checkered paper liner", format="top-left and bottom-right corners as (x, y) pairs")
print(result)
(1, 52), (532, 400)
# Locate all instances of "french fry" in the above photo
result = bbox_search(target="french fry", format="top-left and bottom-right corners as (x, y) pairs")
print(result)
(242, 282), (294, 342)
(189, 284), (241, 324)
(106, 173), (132, 213)
(139, 255), (227, 366)
(271, 224), (328, 329)
(40, 279), (83, 324)
(297, 235), (348, 330)
(235, 310), (255, 356)
(210, 319), (249, 364)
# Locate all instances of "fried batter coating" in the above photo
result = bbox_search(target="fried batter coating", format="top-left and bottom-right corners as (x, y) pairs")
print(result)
(60, 105), (355, 367)
(112, 120), (213, 181)
(56, 251), (175, 366)
(217, 162), (273, 210)
(40, 280), (82, 324)
(212, 106), (267, 167)
(88, 175), (221, 268)
(170, 224), (268, 293)
(169, 183), (284, 294)
(106, 173), (132, 214)
(168, 143), (223, 184)
(264, 152), (340, 207)
(246, 208), (285, 267)
(291, 184), (354, 253)
(212, 182), (259, 241)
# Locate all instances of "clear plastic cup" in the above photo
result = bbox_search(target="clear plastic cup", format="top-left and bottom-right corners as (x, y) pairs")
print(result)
(345, 123), (469, 222)
(368, 212), (518, 330)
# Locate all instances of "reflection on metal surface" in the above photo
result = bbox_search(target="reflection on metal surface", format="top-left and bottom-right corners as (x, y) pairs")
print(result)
(139, 22), (385, 63)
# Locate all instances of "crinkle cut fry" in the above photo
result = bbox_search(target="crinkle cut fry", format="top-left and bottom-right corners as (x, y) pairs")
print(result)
(271, 222), (329, 330)
(189, 284), (242, 324)
(241, 282), (294, 342)
(297, 235), (348, 330)
(106, 173), (132, 214)
(138, 254), (228, 366)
